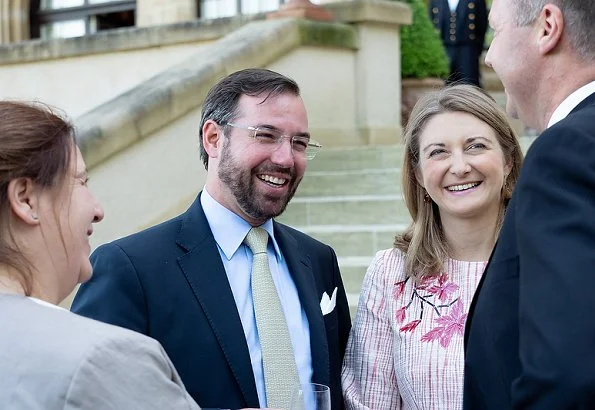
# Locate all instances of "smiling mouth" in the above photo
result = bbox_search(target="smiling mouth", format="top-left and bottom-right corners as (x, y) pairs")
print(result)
(446, 182), (482, 192)
(257, 174), (288, 187)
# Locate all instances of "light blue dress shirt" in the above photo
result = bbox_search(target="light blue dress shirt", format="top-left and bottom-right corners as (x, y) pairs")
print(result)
(201, 189), (313, 407)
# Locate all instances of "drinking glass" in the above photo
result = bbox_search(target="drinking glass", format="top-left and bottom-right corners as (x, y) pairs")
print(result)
(289, 383), (331, 410)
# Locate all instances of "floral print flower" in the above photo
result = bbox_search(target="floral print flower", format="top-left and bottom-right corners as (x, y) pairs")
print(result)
(421, 299), (467, 347)
(395, 272), (467, 348)
(427, 273), (459, 302)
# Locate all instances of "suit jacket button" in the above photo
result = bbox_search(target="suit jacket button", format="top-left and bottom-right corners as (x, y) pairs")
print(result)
(433, 7), (439, 13)
(468, 2), (475, 8)
(450, 35), (456, 41)
(470, 33), (476, 40)
(433, 18), (439, 24)
(469, 13), (476, 19)
(469, 23), (475, 29)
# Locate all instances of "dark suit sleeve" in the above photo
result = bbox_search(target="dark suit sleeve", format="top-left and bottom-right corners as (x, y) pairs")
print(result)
(330, 246), (352, 359)
(71, 243), (148, 335)
(512, 124), (595, 408)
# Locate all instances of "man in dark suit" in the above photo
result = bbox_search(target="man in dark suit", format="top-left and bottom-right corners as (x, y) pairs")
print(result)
(429, 0), (487, 86)
(464, 0), (595, 408)
(72, 68), (351, 410)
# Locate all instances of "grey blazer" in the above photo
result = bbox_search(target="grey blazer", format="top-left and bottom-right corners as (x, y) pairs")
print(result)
(0, 294), (200, 410)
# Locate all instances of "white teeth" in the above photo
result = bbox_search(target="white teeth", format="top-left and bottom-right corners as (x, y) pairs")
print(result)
(259, 175), (286, 185)
(447, 182), (480, 192)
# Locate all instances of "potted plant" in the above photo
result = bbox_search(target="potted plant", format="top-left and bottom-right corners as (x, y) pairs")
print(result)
(398, 0), (449, 126)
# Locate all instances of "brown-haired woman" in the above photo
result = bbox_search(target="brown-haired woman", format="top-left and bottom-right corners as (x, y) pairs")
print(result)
(0, 101), (200, 409)
(342, 85), (524, 409)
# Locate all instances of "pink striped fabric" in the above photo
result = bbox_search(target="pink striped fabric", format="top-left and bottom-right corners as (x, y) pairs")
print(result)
(342, 248), (486, 409)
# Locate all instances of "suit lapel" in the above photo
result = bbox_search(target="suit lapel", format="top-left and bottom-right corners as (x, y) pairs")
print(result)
(176, 194), (259, 407)
(274, 222), (330, 388)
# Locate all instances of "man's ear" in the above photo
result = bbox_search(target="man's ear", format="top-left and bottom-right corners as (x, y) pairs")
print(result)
(537, 4), (564, 55)
(202, 120), (223, 159)
(7, 178), (41, 226)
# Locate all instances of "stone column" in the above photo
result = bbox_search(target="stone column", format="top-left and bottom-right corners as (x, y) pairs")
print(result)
(326, 0), (412, 144)
(136, 0), (197, 27)
(0, 0), (29, 44)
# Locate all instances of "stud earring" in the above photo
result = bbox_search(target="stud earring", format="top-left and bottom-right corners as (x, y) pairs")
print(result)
(424, 191), (431, 203)
(31, 213), (39, 221)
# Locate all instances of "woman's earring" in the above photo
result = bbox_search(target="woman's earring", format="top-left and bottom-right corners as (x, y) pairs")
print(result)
(424, 191), (431, 203)
(31, 213), (39, 221)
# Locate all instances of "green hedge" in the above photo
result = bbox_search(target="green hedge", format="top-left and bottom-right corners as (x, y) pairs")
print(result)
(400, 0), (449, 79)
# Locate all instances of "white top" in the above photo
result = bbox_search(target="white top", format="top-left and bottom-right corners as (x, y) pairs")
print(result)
(342, 248), (487, 409)
(547, 80), (595, 128)
(448, 0), (459, 12)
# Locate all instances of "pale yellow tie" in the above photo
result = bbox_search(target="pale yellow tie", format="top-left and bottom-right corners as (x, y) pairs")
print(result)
(244, 227), (300, 408)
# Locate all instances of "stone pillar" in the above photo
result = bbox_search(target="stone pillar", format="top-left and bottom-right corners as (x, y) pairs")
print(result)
(326, 0), (412, 144)
(0, 0), (29, 44)
(136, 0), (197, 27)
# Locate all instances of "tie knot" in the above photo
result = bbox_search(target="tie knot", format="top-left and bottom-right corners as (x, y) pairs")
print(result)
(244, 227), (269, 255)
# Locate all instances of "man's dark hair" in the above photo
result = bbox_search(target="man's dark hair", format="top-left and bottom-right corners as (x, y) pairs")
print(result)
(198, 68), (300, 170)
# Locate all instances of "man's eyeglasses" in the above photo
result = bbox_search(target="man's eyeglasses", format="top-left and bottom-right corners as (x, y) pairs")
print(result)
(225, 123), (322, 160)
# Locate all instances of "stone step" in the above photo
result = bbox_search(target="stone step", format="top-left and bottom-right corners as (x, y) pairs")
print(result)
(297, 168), (401, 197)
(307, 144), (404, 173)
(337, 255), (374, 295)
(294, 224), (405, 258)
(338, 256), (376, 315)
(278, 194), (410, 226)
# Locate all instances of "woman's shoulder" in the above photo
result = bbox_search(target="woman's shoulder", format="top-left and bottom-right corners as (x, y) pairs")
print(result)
(3, 295), (157, 358)
(367, 247), (409, 283)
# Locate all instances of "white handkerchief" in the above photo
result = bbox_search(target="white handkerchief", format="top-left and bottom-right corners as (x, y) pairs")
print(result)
(320, 287), (337, 316)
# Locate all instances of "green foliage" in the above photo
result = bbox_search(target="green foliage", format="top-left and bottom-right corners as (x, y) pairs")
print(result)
(400, 0), (449, 79)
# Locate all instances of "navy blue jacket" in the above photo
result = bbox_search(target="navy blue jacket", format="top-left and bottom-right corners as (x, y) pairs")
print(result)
(464, 93), (595, 409)
(72, 193), (351, 410)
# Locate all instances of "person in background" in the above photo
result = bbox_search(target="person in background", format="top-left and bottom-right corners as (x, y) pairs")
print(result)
(430, 0), (488, 86)
(71, 68), (351, 410)
(464, 0), (595, 407)
(342, 84), (523, 409)
(0, 101), (200, 410)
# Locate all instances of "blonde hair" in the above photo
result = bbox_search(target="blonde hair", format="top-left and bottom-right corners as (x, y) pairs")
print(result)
(394, 84), (523, 281)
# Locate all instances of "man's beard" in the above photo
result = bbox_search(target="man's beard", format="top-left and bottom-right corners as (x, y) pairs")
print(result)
(218, 139), (301, 222)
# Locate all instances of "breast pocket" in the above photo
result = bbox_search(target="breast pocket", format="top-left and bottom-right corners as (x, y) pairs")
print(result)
(323, 309), (338, 333)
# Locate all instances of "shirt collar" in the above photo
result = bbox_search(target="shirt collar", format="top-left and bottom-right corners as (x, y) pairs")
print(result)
(201, 188), (282, 261)
(547, 80), (595, 128)
(28, 296), (67, 310)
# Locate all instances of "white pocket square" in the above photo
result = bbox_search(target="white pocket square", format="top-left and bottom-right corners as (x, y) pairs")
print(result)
(320, 287), (337, 316)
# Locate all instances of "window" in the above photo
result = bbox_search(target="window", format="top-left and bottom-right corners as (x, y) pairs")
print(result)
(200, 0), (283, 19)
(31, 0), (136, 39)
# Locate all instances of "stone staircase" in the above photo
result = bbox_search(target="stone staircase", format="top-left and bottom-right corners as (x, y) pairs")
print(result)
(277, 136), (536, 316)
(276, 144), (409, 316)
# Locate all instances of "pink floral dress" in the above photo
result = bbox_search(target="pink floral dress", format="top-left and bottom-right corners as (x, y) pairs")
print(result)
(342, 248), (487, 409)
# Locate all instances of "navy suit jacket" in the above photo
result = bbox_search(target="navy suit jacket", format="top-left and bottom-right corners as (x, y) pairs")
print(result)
(464, 93), (595, 409)
(72, 193), (351, 410)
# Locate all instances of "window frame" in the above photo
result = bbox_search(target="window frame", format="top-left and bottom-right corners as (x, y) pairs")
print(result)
(31, 0), (136, 39)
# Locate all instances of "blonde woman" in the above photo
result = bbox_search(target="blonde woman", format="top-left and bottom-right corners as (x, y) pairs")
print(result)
(342, 85), (524, 409)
